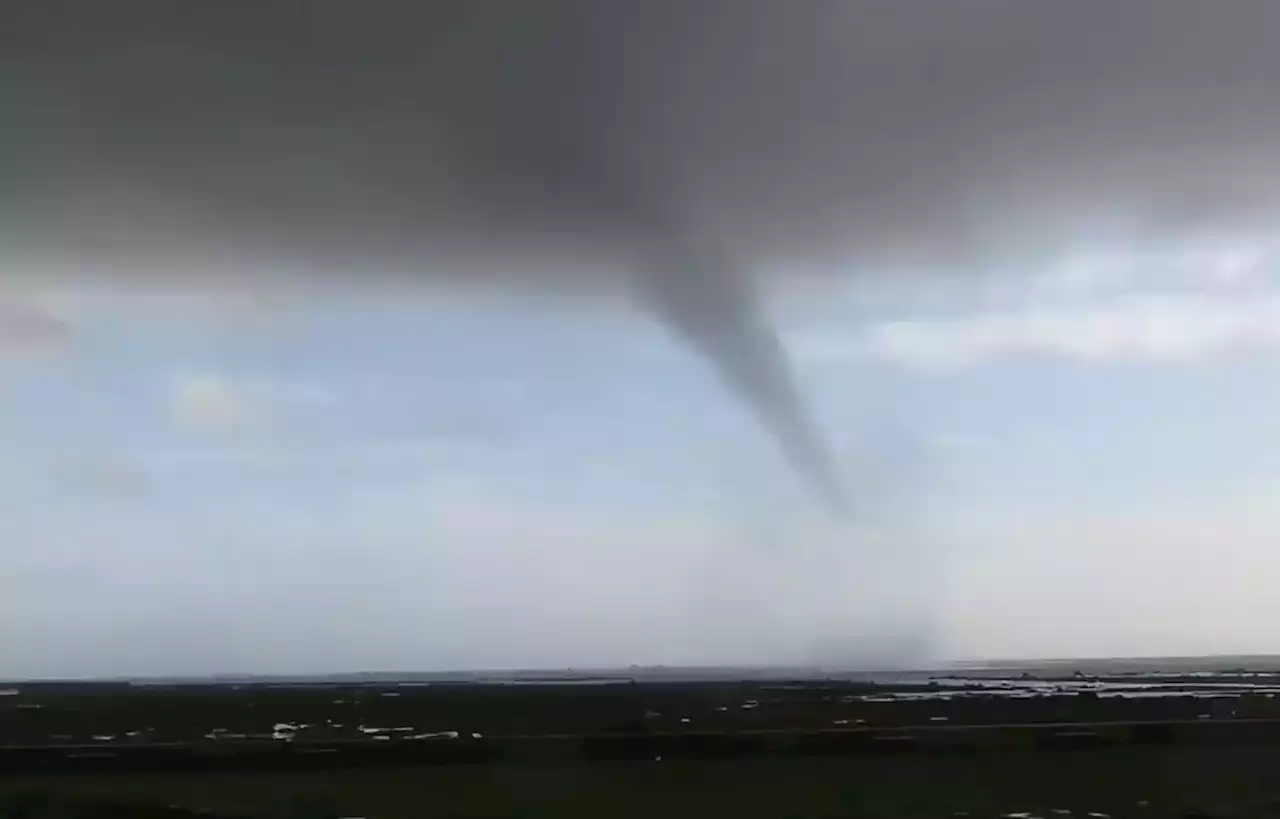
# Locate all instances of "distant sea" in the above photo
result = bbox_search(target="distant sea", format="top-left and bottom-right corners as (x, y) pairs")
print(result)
(67, 654), (1280, 688)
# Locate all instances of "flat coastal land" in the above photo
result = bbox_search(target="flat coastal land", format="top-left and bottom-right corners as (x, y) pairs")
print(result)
(5, 658), (1280, 817)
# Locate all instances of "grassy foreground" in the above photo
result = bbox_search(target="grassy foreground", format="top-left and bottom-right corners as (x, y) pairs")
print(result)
(5, 745), (1280, 818)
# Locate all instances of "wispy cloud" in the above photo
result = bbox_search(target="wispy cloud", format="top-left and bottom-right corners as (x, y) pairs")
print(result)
(0, 301), (73, 359)
(867, 293), (1280, 368)
(1023, 238), (1280, 301)
(788, 237), (1280, 370)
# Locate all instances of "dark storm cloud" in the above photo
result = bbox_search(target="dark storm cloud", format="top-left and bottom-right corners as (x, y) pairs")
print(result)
(7, 1), (1280, 500)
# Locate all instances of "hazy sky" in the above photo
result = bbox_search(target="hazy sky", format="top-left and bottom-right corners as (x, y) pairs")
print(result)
(5, 244), (1280, 678)
(7, 1), (1280, 678)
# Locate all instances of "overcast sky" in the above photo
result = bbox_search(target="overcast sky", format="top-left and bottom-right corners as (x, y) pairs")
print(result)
(5, 246), (1280, 678)
(7, 1), (1280, 678)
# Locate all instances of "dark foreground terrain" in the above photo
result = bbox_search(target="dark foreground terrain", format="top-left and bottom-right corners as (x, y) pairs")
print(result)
(6, 660), (1280, 818)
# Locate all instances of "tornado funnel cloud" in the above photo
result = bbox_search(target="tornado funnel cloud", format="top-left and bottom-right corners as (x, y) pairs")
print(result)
(634, 240), (843, 509)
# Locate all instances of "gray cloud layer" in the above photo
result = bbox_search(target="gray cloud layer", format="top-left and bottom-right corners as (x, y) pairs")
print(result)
(8, 1), (1280, 499)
